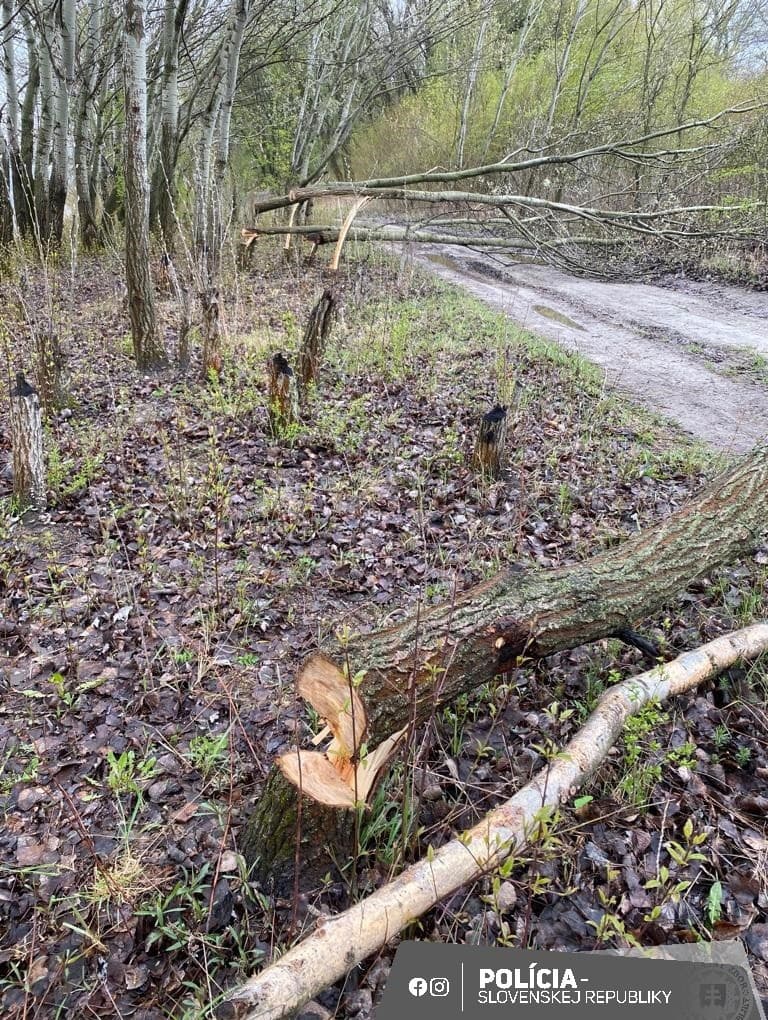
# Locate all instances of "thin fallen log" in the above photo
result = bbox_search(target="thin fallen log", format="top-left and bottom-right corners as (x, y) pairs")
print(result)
(228, 622), (768, 1020)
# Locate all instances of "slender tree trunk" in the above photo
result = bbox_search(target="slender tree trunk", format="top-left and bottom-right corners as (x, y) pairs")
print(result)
(211, 0), (249, 269)
(2, 0), (23, 239)
(18, 12), (39, 237)
(152, 0), (188, 247)
(48, 0), (75, 245)
(456, 8), (489, 169)
(243, 444), (768, 890)
(124, 0), (167, 370)
(74, 0), (103, 248)
(34, 8), (55, 245)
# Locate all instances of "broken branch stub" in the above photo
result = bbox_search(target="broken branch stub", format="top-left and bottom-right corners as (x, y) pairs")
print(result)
(200, 288), (222, 380)
(298, 289), (336, 395)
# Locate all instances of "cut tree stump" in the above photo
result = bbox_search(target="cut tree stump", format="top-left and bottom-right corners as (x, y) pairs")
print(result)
(10, 373), (46, 511)
(242, 443), (768, 891)
(298, 289), (336, 395)
(473, 404), (507, 477)
(231, 623), (768, 1020)
(267, 352), (299, 433)
(35, 319), (65, 415)
(200, 288), (222, 379)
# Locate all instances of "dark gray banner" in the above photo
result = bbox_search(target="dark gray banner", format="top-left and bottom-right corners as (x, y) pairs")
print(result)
(379, 943), (764, 1020)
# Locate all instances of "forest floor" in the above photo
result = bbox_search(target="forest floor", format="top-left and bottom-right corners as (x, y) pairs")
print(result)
(1, 245), (767, 1019)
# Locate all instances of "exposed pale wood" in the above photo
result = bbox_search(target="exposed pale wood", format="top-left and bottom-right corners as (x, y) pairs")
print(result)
(329, 196), (370, 271)
(230, 623), (768, 1020)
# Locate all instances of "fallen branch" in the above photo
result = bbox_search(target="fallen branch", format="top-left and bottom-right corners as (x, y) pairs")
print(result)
(229, 622), (768, 1020)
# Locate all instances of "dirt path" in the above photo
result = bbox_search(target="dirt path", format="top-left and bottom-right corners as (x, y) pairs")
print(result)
(416, 245), (768, 453)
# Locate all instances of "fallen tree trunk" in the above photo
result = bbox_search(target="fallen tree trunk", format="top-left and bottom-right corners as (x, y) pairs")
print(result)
(230, 622), (768, 1020)
(243, 445), (768, 888)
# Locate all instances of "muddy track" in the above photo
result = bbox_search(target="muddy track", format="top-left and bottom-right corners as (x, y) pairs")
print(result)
(416, 245), (768, 453)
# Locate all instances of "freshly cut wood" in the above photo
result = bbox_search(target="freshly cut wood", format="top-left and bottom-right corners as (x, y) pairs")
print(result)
(473, 404), (507, 477)
(278, 655), (407, 807)
(329, 195), (370, 271)
(243, 445), (768, 888)
(10, 372), (46, 511)
(298, 289), (336, 394)
(229, 623), (768, 1020)
(267, 353), (299, 432)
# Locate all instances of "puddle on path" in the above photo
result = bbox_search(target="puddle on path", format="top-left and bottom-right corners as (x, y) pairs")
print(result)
(533, 304), (585, 331)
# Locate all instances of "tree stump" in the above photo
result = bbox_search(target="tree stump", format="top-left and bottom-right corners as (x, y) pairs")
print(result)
(267, 353), (299, 434)
(10, 373), (46, 511)
(35, 319), (65, 415)
(166, 258), (191, 372)
(473, 404), (507, 477)
(200, 288), (222, 380)
(298, 289), (336, 395)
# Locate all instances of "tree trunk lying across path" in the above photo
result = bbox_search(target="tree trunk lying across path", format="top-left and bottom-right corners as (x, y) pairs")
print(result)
(243, 445), (768, 889)
(231, 623), (768, 1020)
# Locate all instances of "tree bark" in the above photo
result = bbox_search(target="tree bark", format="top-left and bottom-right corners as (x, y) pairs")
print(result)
(200, 287), (222, 379)
(124, 0), (167, 370)
(266, 353), (299, 433)
(48, 0), (75, 246)
(10, 374), (46, 511)
(473, 404), (507, 477)
(243, 444), (768, 890)
(231, 623), (768, 1020)
(152, 0), (189, 247)
(298, 289), (336, 395)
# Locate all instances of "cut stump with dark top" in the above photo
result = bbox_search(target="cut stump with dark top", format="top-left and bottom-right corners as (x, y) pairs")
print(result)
(473, 404), (508, 477)
(267, 352), (300, 432)
(10, 373), (46, 511)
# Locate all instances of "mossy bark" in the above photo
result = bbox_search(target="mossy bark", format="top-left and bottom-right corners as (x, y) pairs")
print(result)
(244, 445), (768, 892)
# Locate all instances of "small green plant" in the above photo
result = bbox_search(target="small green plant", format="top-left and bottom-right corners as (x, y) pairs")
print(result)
(105, 749), (158, 798)
(734, 745), (752, 768)
(706, 880), (723, 927)
(187, 732), (229, 778)
(617, 701), (667, 805)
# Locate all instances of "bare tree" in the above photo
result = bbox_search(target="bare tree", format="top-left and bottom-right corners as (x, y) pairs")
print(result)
(124, 0), (167, 369)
